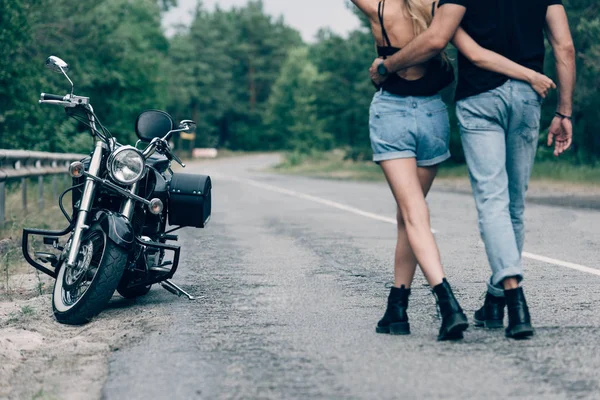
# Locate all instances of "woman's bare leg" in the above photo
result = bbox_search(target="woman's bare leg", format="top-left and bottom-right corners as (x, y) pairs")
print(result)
(393, 165), (439, 288)
(381, 158), (445, 287)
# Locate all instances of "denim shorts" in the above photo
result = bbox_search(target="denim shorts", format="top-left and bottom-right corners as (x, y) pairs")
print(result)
(369, 90), (451, 166)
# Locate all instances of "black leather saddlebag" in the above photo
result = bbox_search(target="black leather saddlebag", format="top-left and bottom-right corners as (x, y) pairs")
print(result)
(168, 173), (212, 228)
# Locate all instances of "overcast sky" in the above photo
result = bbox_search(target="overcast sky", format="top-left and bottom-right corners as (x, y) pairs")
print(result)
(162, 0), (362, 41)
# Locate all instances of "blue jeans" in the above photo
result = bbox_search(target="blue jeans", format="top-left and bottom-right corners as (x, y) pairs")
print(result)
(456, 80), (541, 297)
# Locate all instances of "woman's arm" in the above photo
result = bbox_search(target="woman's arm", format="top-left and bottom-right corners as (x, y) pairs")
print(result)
(452, 27), (556, 98)
(350, 0), (375, 15)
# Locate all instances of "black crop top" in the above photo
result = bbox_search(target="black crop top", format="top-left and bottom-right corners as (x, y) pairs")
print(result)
(375, 0), (454, 97)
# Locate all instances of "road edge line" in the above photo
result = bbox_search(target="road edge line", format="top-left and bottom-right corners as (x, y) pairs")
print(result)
(224, 175), (599, 277)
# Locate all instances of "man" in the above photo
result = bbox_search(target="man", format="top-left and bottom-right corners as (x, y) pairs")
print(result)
(369, 0), (576, 339)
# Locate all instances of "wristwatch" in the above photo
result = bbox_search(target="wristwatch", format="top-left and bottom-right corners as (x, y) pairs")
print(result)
(377, 61), (389, 77)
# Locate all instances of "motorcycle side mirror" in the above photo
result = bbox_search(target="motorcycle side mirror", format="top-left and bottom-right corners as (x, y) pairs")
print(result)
(179, 120), (196, 134)
(135, 110), (175, 142)
(46, 56), (69, 73)
(45, 56), (74, 97)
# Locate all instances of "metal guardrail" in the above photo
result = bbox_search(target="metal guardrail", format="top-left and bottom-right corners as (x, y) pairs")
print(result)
(0, 150), (86, 227)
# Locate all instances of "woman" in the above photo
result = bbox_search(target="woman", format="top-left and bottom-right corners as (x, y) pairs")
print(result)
(351, 0), (555, 341)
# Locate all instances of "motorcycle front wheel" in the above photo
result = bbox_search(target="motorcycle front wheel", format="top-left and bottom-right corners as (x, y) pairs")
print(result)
(52, 224), (128, 325)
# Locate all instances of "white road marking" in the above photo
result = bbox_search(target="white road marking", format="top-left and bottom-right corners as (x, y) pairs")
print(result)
(224, 175), (599, 277)
(233, 176), (397, 223)
(522, 252), (600, 277)
(225, 175), (436, 233)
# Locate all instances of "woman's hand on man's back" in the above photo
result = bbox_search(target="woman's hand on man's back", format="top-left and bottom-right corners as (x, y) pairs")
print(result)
(527, 71), (556, 99)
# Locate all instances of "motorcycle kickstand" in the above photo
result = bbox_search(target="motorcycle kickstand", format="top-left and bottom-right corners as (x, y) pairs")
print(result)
(160, 280), (196, 301)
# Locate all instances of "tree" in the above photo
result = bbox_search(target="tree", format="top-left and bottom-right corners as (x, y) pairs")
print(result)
(0, 0), (171, 152)
(309, 28), (375, 159)
(264, 47), (332, 152)
(1, 0), (598, 165)
(563, 0), (599, 162)
(166, 0), (302, 151)
(0, 0), (43, 149)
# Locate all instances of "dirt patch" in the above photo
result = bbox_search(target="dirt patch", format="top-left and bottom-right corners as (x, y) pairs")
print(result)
(0, 280), (170, 400)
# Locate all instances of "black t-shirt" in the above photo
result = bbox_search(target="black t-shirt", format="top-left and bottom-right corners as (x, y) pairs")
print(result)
(438, 0), (563, 100)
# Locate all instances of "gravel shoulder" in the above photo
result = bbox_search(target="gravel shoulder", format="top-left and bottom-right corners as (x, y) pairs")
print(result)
(0, 276), (171, 400)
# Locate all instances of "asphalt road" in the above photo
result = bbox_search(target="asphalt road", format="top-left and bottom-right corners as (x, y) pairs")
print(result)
(103, 154), (600, 400)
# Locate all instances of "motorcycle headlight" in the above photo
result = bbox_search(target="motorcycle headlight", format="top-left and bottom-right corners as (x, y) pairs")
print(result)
(107, 146), (145, 185)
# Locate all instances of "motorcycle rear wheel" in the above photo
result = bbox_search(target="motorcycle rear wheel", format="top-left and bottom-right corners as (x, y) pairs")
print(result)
(52, 224), (128, 325)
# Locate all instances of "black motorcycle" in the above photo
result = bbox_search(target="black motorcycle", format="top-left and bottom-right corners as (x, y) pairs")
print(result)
(22, 56), (211, 325)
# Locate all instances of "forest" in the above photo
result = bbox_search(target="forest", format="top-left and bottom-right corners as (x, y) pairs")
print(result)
(1, 0), (598, 164)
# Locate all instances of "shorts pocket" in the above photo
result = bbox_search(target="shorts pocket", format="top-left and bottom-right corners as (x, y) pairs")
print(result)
(370, 102), (410, 146)
(418, 106), (451, 158)
(425, 103), (449, 137)
(371, 99), (409, 116)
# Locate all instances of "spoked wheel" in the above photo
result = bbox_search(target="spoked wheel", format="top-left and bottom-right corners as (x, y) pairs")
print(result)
(53, 224), (128, 325)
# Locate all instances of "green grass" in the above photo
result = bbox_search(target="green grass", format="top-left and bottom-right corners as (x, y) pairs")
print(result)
(1, 176), (73, 297)
(1, 177), (73, 238)
(21, 305), (35, 316)
(435, 161), (600, 185)
(5, 305), (36, 324)
(530, 161), (600, 184)
(273, 150), (384, 181)
(273, 150), (600, 186)
(32, 389), (59, 400)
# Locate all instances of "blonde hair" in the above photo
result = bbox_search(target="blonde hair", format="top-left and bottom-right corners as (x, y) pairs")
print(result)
(404, 0), (450, 66)
(404, 0), (432, 38)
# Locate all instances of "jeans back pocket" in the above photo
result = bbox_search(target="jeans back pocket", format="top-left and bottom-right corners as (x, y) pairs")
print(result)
(456, 93), (501, 131)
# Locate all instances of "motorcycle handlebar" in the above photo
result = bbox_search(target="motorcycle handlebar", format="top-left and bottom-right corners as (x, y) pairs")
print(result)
(41, 93), (66, 101)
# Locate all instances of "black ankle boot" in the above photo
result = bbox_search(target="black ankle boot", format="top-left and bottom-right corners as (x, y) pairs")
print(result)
(433, 279), (468, 341)
(376, 285), (410, 335)
(505, 287), (534, 339)
(473, 292), (506, 329)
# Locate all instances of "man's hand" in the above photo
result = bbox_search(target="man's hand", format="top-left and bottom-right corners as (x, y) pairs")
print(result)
(377, 4), (465, 74)
(547, 116), (573, 156)
(369, 58), (388, 86)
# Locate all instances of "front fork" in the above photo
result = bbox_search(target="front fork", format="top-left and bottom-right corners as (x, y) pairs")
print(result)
(120, 182), (139, 221)
(67, 143), (141, 267)
(66, 140), (104, 267)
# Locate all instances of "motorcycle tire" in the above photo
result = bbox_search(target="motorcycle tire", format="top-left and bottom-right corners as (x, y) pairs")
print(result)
(52, 224), (128, 325)
(117, 283), (152, 299)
